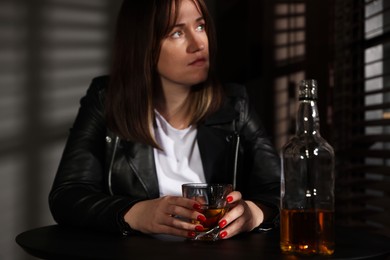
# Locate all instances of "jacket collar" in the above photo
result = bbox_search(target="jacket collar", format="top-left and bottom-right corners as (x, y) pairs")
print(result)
(204, 100), (238, 126)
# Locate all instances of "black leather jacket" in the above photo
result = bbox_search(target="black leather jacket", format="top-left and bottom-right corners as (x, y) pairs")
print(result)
(49, 76), (281, 235)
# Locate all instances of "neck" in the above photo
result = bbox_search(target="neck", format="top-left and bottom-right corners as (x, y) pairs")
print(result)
(155, 82), (192, 129)
(296, 99), (320, 136)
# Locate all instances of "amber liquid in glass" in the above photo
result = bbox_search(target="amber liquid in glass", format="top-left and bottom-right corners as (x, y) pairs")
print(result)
(193, 207), (226, 229)
(192, 206), (227, 241)
(280, 209), (335, 255)
(191, 206), (226, 240)
(199, 207), (226, 230)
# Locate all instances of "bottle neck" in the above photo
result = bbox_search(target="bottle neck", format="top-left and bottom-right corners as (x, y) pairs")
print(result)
(296, 99), (320, 136)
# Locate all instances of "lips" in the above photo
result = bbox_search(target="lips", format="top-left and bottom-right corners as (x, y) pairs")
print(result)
(188, 57), (207, 66)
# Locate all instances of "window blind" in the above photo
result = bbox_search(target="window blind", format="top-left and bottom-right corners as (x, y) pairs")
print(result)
(334, 0), (390, 236)
(272, 1), (307, 150)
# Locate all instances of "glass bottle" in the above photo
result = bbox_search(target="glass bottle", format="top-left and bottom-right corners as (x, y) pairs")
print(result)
(280, 79), (335, 255)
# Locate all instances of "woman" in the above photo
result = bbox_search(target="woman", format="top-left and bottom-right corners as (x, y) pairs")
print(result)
(49, 0), (280, 240)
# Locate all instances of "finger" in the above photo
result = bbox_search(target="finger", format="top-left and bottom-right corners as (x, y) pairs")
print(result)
(226, 191), (242, 204)
(162, 197), (205, 221)
(165, 196), (203, 211)
(161, 214), (208, 238)
(217, 202), (247, 239)
(218, 202), (245, 230)
(168, 215), (203, 231)
(169, 207), (206, 225)
(218, 215), (246, 239)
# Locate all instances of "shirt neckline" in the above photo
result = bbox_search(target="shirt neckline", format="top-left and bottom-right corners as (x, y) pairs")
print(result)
(154, 109), (192, 133)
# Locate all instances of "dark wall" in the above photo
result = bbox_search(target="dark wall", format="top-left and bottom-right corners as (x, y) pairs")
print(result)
(212, 0), (275, 138)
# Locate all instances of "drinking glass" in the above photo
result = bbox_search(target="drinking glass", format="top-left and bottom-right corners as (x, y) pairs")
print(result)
(182, 183), (233, 241)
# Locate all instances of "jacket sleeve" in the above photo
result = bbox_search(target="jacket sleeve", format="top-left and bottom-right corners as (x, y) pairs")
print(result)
(49, 77), (134, 235)
(232, 84), (281, 228)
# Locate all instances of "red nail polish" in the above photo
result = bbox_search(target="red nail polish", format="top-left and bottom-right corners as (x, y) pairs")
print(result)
(219, 231), (227, 239)
(226, 196), (233, 203)
(195, 226), (204, 232)
(197, 215), (206, 222)
(193, 204), (201, 210)
(188, 231), (196, 238)
(219, 219), (227, 229)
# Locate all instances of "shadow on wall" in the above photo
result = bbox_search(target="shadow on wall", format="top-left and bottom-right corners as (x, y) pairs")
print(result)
(0, 0), (120, 259)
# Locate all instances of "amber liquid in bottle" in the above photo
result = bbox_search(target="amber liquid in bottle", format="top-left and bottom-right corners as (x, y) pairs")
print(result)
(280, 209), (334, 255)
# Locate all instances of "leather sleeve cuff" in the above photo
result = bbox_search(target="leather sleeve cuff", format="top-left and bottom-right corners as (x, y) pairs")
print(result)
(117, 204), (139, 236)
(256, 212), (280, 232)
(119, 217), (136, 236)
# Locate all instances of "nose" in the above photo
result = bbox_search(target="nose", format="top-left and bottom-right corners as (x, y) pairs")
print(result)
(187, 32), (205, 53)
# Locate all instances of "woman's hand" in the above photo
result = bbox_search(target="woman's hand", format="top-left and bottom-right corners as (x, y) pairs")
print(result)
(124, 196), (206, 238)
(217, 191), (265, 239)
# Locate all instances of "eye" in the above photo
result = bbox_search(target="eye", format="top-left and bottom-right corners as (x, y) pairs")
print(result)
(170, 30), (183, 39)
(196, 23), (206, 32)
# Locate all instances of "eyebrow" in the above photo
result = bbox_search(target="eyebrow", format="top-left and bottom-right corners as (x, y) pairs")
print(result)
(172, 16), (205, 29)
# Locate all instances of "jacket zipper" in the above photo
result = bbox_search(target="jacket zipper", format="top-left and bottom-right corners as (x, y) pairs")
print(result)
(232, 132), (240, 190)
(108, 136), (120, 196)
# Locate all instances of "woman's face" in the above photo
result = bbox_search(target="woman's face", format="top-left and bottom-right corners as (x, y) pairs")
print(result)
(157, 0), (209, 89)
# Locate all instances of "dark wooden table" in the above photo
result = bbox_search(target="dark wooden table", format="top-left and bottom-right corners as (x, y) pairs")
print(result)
(16, 225), (390, 259)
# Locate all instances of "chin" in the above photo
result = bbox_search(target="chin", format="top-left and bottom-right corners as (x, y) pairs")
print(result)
(190, 77), (208, 87)
(194, 71), (209, 83)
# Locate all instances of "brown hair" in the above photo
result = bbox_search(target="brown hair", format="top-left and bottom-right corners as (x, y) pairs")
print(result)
(106, 0), (223, 148)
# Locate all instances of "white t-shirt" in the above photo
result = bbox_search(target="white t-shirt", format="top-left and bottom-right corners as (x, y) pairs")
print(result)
(153, 110), (205, 197)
